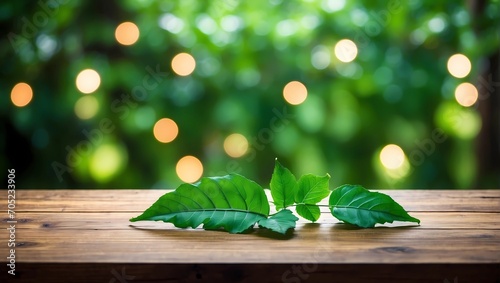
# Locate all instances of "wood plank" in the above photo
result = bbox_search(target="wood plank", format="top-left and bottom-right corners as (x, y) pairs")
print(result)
(1, 189), (500, 282)
(5, 227), (500, 263)
(2, 263), (498, 283)
(5, 212), (500, 230)
(9, 189), (500, 212)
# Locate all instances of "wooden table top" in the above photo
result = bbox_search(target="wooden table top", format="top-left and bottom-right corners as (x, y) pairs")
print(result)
(2, 189), (500, 282)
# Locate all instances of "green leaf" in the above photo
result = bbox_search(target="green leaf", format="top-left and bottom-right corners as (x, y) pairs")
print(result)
(329, 184), (421, 228)
(296, 204), (321, 222)
(258, 209), (299, 234)
(130, 174), (270, 234)
(294, 173), (330, 221)
(295, 173), (331, 204)
(269, 159), (298, 210)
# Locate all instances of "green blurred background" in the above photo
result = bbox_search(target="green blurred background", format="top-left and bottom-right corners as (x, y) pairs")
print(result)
(1, 0), (499, 189)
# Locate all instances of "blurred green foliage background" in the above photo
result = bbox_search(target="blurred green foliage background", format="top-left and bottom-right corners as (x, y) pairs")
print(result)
(1, 0), (499, 189)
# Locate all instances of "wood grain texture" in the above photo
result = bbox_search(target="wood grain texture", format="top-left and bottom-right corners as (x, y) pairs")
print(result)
(12, 189), (500, 212)
(1, 189), (499, 282)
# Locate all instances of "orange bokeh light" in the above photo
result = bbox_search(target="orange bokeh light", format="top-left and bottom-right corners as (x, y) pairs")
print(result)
(283, 81), (307, 105)
(171, 53), (196, 76)
(115, 22), (140, 46)
(11, 82), (33, 107)
(153, 118), (179, 143)
(176, 155), (203, 183)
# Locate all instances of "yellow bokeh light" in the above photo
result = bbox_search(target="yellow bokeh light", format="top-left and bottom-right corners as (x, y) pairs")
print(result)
(380, 144), (406, 170)
(75, 95), (99, 119)
(115, 21), (140, 46)
(153, 118), (179, 143)
(171, 53), (196, 76)
(223, 133), (249, 158)
(455, 82), (478, 107)
(334, 39), (358, 63)
(76, 69), (101, 94)
(176, 155), (203, 183)
(447, 53), (471, 78)
(283, 81), (308, 105)
(89, 144), (125, 183)
(11, 82), (33, 107)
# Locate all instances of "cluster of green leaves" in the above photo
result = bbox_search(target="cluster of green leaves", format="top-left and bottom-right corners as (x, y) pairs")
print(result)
(130, 160), (420, 235)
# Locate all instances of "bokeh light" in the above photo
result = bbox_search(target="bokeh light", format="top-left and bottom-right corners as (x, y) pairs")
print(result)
(334, 39), (358, 63)
(435, 102), (482, 140)
(447, 53), (471, 78)
(176, 155), (203, 183)
(89, 144), (126, 183)
(135, 107), (156, 130)
(455, 82), (478, 107)
(153, 118), (179, 143)
(321, 0), (346, 13)
(11, 82), (33, 107)
(428, 16), (447, 33)
(223, 133), (249, 158)
(296, 95), (325, 133)
(115, 21), (140, 46)
(3, 1), (499, 190)
(171, 53), (196, 76)
(76, 69), (101, 94)
(159, 13), (185, 34)
(74, 96), (99, 119)
(380, 144), (406, 169)
(283, 81), (308, 105)
(311, 45), (331, 70)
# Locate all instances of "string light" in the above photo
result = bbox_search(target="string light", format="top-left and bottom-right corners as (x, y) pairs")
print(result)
(115, 22), (140, 46)
(223, 133), (249, 158)
(11, 82), (33, 107)
(76, 69), (101, 94)
(283, 81), (308, 105)
(380, 144), (406, 169)
(176, 155), (203, 183)
(171, 53), (196, 76)
(153, 118), (179, 143)
(447, 53), (471, 78)
(455, 82), (478, 107)
(334, 39), (358, 63)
